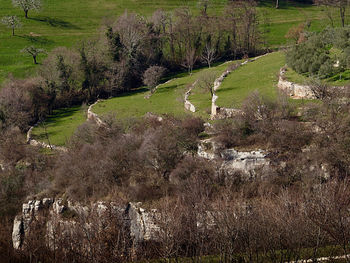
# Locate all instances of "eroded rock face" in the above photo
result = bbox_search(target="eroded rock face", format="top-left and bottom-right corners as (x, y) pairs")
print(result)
(198, 139), (269, 176)
(219, 148), (269, 178)
(12, 199), (159, 251)
(128, 202), (159, 243)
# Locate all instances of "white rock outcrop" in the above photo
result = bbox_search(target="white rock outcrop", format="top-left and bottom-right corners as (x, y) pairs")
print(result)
(128, 202), (159, 243)
(184, 80), (197, 112)
(198, 139), (269, 176)
(12, 199), (160, 251)
(219, 148), (269, 177)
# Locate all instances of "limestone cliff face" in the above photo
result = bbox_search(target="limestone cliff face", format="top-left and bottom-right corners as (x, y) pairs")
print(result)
(198, 139), (269, 177)
(12, 199), (158, 250)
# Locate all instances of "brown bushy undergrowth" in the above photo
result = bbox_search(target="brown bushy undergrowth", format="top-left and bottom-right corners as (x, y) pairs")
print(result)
(3, 92), (350, 261)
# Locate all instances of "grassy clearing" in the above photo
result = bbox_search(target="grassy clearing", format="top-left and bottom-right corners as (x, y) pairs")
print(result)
(0, 0), (347, 84)
(31, 105), (87, 146)
(284, 67), (308, 84)
(216, 52), (285, 108)
(93, 62), (239, 119)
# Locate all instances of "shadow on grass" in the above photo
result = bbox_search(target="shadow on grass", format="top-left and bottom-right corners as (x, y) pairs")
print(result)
(328, 74), (350, 84)
(44, 106), (83, 124)
(156, 84), (179, 94)
(29, 16), (81, 29)
(17, 35), (54, 45)
(258, 0), (312, 9)
(115, 87), (148, 97)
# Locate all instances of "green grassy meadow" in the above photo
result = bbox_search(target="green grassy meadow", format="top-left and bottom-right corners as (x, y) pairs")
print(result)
(31, 106), (87, 146)
(216, 52), (285, 108)
(0, 0), (346, 84)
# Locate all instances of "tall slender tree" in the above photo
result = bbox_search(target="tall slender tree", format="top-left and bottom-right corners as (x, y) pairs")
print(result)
(315, 0), (350, 27)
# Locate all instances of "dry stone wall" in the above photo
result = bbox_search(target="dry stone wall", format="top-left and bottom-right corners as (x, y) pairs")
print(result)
(277, 68), (316, 99)
(184, 80), (197, 112)
(87, 100), (105, 126)
(26, 126), (68, 152)
(211, 54), (269, 120)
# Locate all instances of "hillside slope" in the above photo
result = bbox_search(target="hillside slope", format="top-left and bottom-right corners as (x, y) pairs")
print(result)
(0, 0), (343, 84)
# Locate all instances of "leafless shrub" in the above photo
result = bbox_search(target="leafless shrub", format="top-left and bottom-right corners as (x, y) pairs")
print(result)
(142, 66), (166, 93)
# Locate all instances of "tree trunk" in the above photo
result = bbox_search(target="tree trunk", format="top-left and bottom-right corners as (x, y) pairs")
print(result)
(276, 0), (279, 9)
(12, 28), (15, 36)
(25, 10), (28, 18)
(33, 56), (37, 64)
(340, 7), (346, 27)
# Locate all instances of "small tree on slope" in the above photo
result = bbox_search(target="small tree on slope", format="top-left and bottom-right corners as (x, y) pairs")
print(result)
(12, 0), (41, 19)
(21, 46), (45, 64)
(1, 16), (21, 36)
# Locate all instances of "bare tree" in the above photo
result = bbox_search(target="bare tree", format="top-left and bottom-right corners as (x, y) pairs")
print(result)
(154, 198), (184, 262)
(21, 46), (45, 64)
(307, 78), (330, 100)
(196, 70), (218, 98)
(174, 7), (201, 74)
(142, 66), (166, 93)
(285, 23), (306, 44)
(182, 47), (197, 74)
(305, 180), (350, 263)
(314, 0), (350, 27)
(224, 0), (260, 57)
(12, 0), (41, 19)
(201, 40), (216, 68)
(1, 15), (21, 36)
(112, 11), (145, 58)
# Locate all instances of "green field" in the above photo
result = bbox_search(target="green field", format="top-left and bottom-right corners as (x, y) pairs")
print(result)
(0, 0), (346, 84)
(31, 105), (87, 146)
(216, 52), (285, 108)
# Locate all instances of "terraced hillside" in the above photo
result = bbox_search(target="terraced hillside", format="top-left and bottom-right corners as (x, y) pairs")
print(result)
(0, 0), (346, 84)
(31, 60), (239, 146)
(31, 52), (288, 146)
